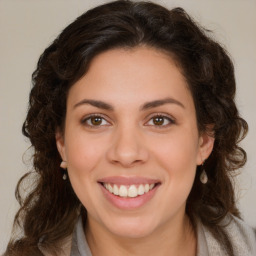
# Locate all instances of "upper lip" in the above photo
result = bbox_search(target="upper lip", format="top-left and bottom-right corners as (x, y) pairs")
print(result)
(98, 176), (160, 185)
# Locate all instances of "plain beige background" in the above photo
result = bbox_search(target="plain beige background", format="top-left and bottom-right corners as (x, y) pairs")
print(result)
(0, 0), (255, 253)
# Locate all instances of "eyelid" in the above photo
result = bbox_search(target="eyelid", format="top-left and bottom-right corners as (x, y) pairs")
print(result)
(81, 113), (112, 127)
(144, 113), (176, 127)
(80, 112), (176, 128)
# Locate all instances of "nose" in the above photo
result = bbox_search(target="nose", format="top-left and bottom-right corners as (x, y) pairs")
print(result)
(106, 125), (149, 168)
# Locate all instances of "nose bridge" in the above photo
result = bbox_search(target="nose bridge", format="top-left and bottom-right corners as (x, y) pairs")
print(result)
(107, 122), (148, 167)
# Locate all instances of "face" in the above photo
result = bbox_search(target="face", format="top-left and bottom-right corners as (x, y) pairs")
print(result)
(56, 47), (214, 239)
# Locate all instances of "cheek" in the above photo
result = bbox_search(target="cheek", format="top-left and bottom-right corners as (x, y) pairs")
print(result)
(64, 134), (107, 210)
(65, 132), (107, 174)
(150, 129), (199, 196)
(143, 132), (198, 223)
(63, 136), (107, 210)
(152, 131), (199, 171)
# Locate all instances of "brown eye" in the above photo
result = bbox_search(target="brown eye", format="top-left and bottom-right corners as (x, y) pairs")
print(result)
(82, 115), (110, 127)
(146, 114), (175, 128)
(91, 116), (103, 126)
(153, 116), (164, 126)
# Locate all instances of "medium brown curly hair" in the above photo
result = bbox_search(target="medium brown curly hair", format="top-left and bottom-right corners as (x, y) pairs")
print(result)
(4, 1), (248, 255)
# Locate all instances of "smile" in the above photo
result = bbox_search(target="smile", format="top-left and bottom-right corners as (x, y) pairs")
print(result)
(103, 183), (156, 198)
(98, 176), (160, 209)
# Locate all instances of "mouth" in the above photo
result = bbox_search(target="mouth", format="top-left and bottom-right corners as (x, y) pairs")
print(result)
(100, 182), (158, 198)
(98, 177), (161, 209)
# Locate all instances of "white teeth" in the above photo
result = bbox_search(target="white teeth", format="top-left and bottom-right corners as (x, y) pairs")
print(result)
(113, 184), (119, 195)
(119, 185), (128, 197)
(103, 183), (156, 198)
(128, 185), (138, 197)
(138, 184), (145, 195)
(107, 183), (113, 193)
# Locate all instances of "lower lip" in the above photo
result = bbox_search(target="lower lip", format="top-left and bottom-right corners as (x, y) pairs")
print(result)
(99, 184), (159, 210)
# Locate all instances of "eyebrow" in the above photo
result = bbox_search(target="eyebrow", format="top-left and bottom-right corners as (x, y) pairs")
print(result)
(73, 99), (114, 110)
(140, 98), (185, 110)
(73, 97), (185, 111)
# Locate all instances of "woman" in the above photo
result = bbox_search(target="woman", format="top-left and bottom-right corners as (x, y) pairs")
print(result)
(3, 1), (256, 255)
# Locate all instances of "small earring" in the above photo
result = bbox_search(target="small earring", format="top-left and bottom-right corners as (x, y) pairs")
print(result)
(62, 172), (67, 180)
(200, 162), (208, 184)
(60, 161), (68, 180)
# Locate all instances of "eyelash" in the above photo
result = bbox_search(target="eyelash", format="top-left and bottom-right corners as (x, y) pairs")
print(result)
(81, 113), (175, 128)
(81, 114), (110, 128)
(145, 113), (175, 128)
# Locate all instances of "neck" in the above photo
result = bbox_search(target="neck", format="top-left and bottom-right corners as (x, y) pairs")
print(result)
(85, 213), (196, 256)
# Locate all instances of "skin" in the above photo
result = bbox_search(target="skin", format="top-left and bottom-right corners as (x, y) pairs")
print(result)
(56, 46), (214, 256)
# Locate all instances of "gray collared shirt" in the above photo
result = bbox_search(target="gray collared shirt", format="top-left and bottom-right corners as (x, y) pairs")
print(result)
(70, 216), (256, 256)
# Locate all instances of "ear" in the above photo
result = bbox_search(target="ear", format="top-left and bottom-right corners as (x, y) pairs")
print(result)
(196, 130), (215, 165)
(56, 129), (67, 161)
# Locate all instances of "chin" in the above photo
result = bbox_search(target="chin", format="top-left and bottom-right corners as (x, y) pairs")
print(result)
(103, 216), (157, 239)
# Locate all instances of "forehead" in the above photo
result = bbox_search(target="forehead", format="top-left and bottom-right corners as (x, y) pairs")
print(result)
(67, 46), (194, 110)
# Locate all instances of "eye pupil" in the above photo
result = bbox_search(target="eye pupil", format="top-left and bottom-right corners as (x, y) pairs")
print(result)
(153, 116), (164, 125)
(91, 117), (102, 125)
